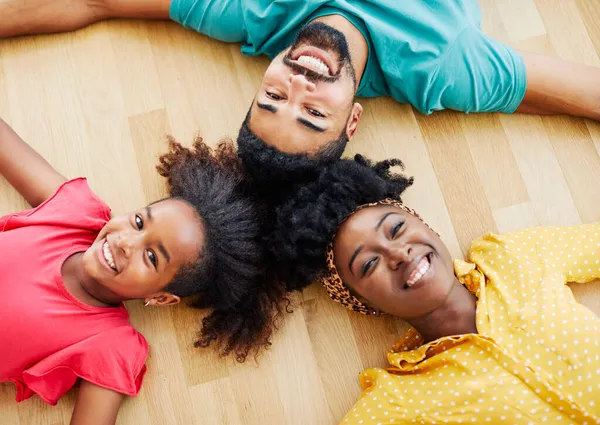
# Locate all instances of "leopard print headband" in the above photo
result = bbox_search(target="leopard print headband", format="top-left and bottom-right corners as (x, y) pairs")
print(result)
(318, 198), (435, 315)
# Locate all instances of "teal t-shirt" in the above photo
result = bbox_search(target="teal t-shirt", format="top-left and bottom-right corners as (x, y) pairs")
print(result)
(170, 0), (526, 115)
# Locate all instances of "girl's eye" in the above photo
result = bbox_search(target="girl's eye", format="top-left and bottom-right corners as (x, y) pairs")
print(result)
(307, 108), (325, 118)
(135, 214), (143, 230)
(266, 92), (282, 100)
(362, 257), (378, 277)
(391, 221), (404, 238)
(147, 250), (157, 269)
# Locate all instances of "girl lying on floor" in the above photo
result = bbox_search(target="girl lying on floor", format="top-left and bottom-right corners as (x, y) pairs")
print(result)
(0, 118), (284, 424)
(270, 155), (600, 424)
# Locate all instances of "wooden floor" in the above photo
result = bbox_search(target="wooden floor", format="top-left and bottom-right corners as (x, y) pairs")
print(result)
(2, 0), (600, 424)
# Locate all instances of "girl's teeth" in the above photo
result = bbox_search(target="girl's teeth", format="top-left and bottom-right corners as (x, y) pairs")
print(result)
(103, 240), (116, 270)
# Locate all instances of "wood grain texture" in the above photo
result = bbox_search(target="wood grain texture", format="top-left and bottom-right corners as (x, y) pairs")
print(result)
(1, 1), (600, 424)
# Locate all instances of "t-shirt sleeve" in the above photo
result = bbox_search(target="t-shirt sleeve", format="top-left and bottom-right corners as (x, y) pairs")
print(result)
(20, 326), (148, 405)
(0, 214), (9, 231)
(425, 25), (526, 114)
(1, 178), (111, 233)
(169, 0), (246, 43)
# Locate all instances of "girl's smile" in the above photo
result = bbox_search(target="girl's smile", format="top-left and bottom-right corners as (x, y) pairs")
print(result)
(100, 238), (117, 272)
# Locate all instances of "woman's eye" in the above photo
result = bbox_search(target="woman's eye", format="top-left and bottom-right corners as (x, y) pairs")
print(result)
(147, 250), (157, 268)
(135, 215), (143, 230)
(266, 92), (282, 100)
(392, 222), (404, 238)
(362, 258), (377, 277)
(307, 108), (325, 118)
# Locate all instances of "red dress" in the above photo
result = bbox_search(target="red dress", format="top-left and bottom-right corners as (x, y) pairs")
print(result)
(0, 178), (148, 405)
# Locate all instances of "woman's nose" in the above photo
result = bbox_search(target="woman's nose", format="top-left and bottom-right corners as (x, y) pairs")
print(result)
(387, 244), (412, 270)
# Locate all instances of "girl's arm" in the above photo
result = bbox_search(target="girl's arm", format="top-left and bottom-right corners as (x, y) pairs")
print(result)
(0, 118), (67, 207)
(70, 380), (125, 425)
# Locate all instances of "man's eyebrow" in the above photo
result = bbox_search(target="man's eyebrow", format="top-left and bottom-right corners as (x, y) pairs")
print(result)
(348, 244), (364, 276)
(257, 101), (325, 132)
(257, 102), (278, 113)
(297, 117), (326, 133)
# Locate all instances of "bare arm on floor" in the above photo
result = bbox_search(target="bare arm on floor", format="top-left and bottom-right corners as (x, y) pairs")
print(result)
(0, 117), (66, 207)
(517, 51), (600, 121)
(0, 0), (171, 38)
(70, 380), (125, 425)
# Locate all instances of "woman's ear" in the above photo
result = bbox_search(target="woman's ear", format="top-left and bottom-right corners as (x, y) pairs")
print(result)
(354, 292), (383, 316)
(143, 292), (181, 307)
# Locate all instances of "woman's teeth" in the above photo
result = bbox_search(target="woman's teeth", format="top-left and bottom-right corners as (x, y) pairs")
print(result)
(102, 239), (117, 271)
(297, 55), (330, 75)
(406, 256), (430, 287)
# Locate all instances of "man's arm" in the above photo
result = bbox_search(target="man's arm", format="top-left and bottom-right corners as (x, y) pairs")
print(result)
(70, 380), (125, 425)
(516, 51), (600, 121)
(0, 0), (171, 38)
(0, 118), (67, 207)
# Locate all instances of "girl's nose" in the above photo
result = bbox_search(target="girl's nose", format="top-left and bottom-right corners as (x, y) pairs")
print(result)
(116, 231), (143, 258)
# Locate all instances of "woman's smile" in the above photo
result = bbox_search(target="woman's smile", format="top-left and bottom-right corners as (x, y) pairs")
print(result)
(402, 252), (434, 290)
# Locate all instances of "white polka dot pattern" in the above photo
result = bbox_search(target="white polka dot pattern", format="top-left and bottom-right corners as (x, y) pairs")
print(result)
(341, 224), (600, 424)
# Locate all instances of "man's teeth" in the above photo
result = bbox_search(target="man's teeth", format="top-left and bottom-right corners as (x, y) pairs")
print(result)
(102, 239), (116, 271)
(297, 55), (330, 75)
(406, 257), (430, 287)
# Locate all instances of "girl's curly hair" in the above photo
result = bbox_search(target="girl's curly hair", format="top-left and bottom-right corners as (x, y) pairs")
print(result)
(156, 136), (286, 362)
(268, 154), (414, 292)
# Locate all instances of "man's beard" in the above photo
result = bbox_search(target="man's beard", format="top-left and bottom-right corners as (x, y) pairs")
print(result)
(283, 22), (357, 87)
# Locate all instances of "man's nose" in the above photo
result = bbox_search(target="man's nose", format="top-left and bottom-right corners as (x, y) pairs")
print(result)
(288, 74), (316, 103)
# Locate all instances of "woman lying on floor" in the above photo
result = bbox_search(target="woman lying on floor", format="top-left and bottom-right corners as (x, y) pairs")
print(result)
(270, 155), (600, 424)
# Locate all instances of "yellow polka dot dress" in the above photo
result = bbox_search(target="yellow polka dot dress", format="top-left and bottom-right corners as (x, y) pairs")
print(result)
(342, 224), (600, 424)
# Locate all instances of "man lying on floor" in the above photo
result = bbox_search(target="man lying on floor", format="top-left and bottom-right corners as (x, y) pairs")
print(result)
(3, 0), (599, 199)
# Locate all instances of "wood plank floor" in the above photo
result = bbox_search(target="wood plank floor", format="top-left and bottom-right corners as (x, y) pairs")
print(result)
(2, 1), (600, 424)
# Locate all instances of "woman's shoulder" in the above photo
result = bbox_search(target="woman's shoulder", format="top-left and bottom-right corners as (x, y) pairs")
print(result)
(467, 228), (537, 257)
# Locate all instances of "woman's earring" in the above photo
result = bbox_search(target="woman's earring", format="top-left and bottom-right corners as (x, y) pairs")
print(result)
(144, 300), (150, 307)
(371, 309), (380, 316)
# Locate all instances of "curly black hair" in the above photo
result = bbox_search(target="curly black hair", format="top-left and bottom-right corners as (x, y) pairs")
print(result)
(237, 110), (347, 206)
(156, 136), (286, 362)
(268, 154), (414, 292)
